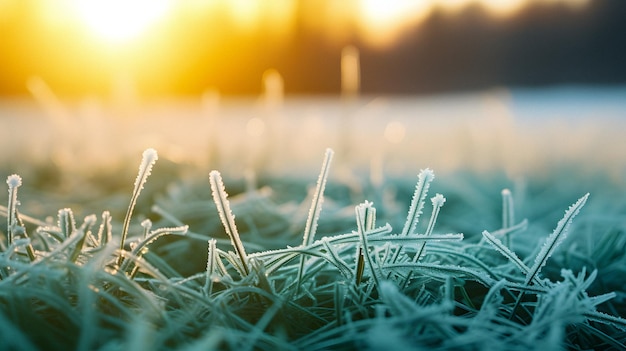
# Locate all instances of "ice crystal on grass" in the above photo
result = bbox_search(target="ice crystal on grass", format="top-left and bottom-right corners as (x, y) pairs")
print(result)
(6, 174), (21, 189)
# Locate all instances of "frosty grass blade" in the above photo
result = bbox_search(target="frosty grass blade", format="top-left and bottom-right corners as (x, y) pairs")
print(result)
(209, 170), (249, 276)
(296, 148), (334, 293)
(6, 174), (22, 246)
(401, 169), (435, 236)
(525, 193), (589, 285)
(117, 148), (158, 267)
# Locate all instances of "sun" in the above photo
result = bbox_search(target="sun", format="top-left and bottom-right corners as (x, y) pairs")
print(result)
(72, 0), (172, 43)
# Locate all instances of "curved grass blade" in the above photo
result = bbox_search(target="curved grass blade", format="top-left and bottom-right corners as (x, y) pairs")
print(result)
(117, 148), (158, 267)
(120, 225), (189, 274)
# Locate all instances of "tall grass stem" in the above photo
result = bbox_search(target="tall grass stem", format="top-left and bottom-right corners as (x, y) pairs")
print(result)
(6, 174), (22, 247)
(117, 148), (158, 267)
(296, 148), (334, 293)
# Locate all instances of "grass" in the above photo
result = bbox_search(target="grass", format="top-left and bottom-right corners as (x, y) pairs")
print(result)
(1, 147), (626, 350)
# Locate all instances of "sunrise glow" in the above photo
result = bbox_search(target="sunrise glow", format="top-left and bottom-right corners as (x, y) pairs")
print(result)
(357, 0), (431, 46)
(0, 0), (594, 98)
(72, 0), (172, 43)
(64, 0), (590, 48)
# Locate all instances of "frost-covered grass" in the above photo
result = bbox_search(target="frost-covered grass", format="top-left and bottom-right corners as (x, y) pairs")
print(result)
(1, 145), (626, 350)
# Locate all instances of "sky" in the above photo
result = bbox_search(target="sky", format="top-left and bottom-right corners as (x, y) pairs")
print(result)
(0, 0), (624, 98)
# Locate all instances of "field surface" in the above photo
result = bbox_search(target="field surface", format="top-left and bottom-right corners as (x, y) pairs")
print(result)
(1, 86), (626, 350)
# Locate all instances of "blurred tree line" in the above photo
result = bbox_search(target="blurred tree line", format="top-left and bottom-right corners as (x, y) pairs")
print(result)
(0, 0), (624, 97)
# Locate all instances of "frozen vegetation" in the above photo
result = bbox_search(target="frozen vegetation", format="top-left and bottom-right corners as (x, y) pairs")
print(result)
(1, 87), (626, 350)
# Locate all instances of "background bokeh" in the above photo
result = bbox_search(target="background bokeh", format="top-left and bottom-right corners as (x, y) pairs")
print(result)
(1, 0), (626, 220)
(0, 0), (624, 98)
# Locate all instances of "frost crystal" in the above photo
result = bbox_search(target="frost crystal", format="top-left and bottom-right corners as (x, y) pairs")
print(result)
(135, 148), (159, 190)
(6, 174), (22, 188)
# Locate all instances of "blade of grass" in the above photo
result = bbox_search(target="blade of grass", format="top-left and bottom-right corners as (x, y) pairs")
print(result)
(6, 174), (22, 248)
(501, 189), (515, 247)
(510, 193), (589, 320)
(120, 225), (189, 275)
(209, 170), (249, 276)
(355, 201), (380, 289)
(296, 148), (334, 294)
(389, 169), (435, 265)
(401, 169), (435, 236)
(525, 193), (589, 286)
(69, 214), (97, 263)
(204, 238), (218, 297)
(117, 148), (158, 267)
(482, 230), (540, 285)
(413, 193), (446, 262)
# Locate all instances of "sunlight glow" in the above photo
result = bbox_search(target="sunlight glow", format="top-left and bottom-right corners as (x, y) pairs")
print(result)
(72, 0), (171, 43)
(0, 0), (593, 98)
(67, 0), (589, 48)
(358, 0), (431, 46)
(359, 0), (430, 31)
(229, 0), (261, 31)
